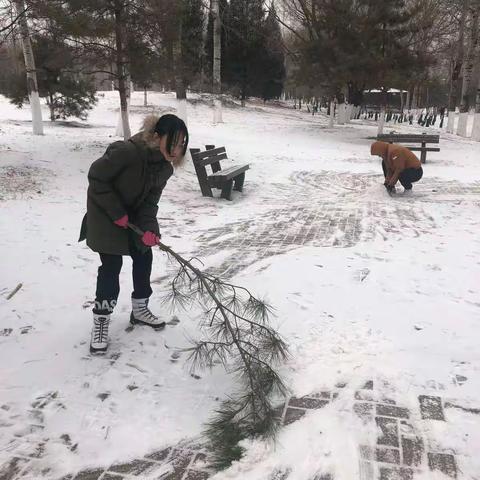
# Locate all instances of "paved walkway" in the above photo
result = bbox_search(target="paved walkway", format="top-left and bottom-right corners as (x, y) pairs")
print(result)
(1, 168), (480, 479)
(3, 379), (478, 479)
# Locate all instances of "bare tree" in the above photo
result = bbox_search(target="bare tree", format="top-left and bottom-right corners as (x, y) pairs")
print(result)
(13, 0), (43, 134)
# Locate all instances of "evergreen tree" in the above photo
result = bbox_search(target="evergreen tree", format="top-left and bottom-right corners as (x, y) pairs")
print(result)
(258, 5), (285, 101)
(3, 34), (97, 121)
(223, 0), (265, 105)
(180, 0), (204, 87)
(287, 0), (430, 105)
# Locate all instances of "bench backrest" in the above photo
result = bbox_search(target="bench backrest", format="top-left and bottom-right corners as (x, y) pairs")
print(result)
(191, 146), (228, 167)
(377, 134), (439, 144)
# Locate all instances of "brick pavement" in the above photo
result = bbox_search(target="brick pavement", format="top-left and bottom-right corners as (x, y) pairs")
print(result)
(2, 170), (480, 479)
(194, 171), (480, 277)
(3, 379), (474, 479)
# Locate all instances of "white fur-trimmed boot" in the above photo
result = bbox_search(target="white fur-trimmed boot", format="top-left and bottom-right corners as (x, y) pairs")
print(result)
(130, 298), (166, 330)
(90, 314), (110, 354)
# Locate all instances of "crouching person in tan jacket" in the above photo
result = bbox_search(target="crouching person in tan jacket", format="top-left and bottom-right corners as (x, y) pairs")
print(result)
(371, 141), (423, 194)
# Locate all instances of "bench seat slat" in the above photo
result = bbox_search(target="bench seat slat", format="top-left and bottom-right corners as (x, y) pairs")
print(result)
(209, 164), (249, 181)
(377, 134), (439, 143)
(407, 146), (441, 152)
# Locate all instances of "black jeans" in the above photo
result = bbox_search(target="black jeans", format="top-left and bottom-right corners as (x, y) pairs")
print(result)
(382, 160), (423, 190)
(93, 246), (153, 315)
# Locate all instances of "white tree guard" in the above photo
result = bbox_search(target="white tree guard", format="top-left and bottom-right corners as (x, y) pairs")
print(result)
(456, 112), (469, 137)
(471, 113), (480, 141)
(177, 98), (188, 125)
(337, 103), (346, 124)
(446, 111), (456, 134)
(30, 91), (43, 135)
(377, 110), (386, 135)
(214, 98), (223, 124)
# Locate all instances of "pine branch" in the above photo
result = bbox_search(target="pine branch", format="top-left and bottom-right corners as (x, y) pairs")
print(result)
(127, 222), (289, 470)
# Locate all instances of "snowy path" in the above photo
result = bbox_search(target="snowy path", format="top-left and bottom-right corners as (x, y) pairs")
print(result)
(1, 92), (480, 479)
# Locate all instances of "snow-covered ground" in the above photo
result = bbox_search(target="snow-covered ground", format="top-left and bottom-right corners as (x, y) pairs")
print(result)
(0, 91), (479, 479)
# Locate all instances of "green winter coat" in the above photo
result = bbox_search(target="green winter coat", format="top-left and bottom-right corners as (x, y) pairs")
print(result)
(79, 135), (174, 255)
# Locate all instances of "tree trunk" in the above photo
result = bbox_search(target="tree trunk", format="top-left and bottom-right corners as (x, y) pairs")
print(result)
(144, 86), (148, 107)
(48, 93), (55, 121)
(174, 9), (188, 124)
(448, 0), (468, 114)
(460, 4), (479, 113)
(328, 99), (334, 127)
(472, 68), (480, 139)
(212, 0), (223, 123)
(377, 90), (387, 135)
(14, 0), (43, 135)
(113, 0), (131, 140)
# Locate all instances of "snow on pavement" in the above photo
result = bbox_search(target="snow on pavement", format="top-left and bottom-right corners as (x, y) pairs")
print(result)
(0, 91), (479, 479)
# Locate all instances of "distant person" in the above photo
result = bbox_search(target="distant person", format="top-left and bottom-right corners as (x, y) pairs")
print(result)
(79, 114), (188, 354)
(370, 141), (423, 194)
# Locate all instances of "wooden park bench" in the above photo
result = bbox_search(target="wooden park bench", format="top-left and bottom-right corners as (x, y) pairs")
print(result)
(189, 145), (249, 200)
(376, 133), (440, 164)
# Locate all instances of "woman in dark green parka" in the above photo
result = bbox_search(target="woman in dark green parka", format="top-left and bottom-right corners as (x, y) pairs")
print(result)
(80, 114), (188, 354)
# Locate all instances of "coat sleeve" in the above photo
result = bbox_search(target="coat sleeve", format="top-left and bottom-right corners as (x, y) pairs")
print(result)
(387, 153), (405, 187)
(134, 182), (167, 236)
(87, 142), (132, 221)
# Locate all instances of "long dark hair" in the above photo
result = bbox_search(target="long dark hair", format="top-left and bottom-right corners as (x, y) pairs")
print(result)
(154, 114), (189, 157)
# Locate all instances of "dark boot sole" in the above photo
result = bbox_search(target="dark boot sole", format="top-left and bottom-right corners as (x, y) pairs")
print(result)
(130, 312), (166, 330)
(90, 345), (108, 355)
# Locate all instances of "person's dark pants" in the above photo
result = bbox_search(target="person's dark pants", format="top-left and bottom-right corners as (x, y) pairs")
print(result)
(93, 246), (153, 315)
(382, 160), (423, 190)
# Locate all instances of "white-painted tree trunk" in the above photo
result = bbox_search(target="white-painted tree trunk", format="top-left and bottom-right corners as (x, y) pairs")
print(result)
(337, 103), (346, 124)
(377, 108), (386, 135)
(177, 98), (188, 124)
(457, 112), (469, 137)
(446, 110), (456, 133)
(346, 104), (353, 123)
(115, 96), (131, 137)
(471, 113), (480, 140)
(14, 0), (43, 135)
(212, 0), (223, 123)
(328, 101), (334, 127)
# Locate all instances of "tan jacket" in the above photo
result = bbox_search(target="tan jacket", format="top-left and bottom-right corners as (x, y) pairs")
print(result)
(371, 141), (421, 186)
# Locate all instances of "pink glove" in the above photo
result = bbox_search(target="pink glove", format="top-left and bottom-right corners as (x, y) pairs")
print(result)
(142, 231), (160, 246)
(114, 214), (129, 228)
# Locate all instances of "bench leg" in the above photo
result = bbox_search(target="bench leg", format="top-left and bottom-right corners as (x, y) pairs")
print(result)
(194, 164), (213, 197)
(420, 143), (426, 164)
(233, 172), (245, 192)
(220, 180), (234, 200)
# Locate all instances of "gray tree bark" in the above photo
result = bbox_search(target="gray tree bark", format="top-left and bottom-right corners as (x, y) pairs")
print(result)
(174, 5), (187, 124)
(447, 0), (468, 112)
(460, 2), (479, 112)
(212, 0), (223, 123)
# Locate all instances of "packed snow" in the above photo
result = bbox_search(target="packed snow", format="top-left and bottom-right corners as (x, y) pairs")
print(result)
(0, 91), (479, 479)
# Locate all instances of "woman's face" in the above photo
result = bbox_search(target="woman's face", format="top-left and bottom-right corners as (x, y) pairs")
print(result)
(157, 133), (185, 163)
